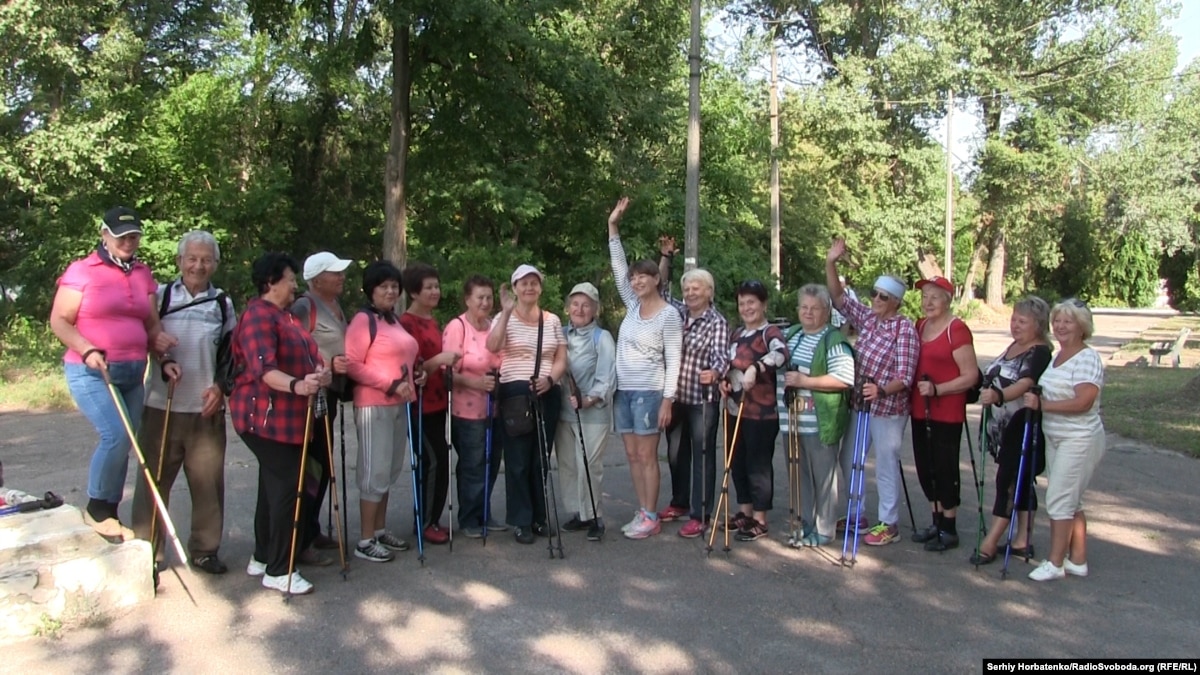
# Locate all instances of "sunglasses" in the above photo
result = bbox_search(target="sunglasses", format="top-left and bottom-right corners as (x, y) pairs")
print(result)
(869, 289), (893, 302)
(1067, 298), (1089, 309)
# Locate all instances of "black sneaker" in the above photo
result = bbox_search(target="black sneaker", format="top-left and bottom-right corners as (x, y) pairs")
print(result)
(911, 523), (940, 543)
(513, 527), (535, 544)
(586, 520), (606, 541)
(192, 555), (229, 575)
(562, 515), (594, 532)
(923, 531), (959, 551)
(532, 522), (556, 538)
(735, 519), (769, 542)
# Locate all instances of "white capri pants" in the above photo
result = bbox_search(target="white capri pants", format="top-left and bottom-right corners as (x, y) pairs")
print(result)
(1043, 426), (1106, 520)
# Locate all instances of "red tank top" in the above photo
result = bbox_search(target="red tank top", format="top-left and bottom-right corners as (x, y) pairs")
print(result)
(911, 317), (972, 423)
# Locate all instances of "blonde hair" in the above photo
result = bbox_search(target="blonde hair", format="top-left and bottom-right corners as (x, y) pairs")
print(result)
(1050, 299), (1094, 341)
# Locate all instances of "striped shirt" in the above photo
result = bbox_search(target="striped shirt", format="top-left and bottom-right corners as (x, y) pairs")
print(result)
(609, 237), (683, 399)
(145, 280), (237, 414)
(777, 325), (855, 434)
(493, 310), (563, 384)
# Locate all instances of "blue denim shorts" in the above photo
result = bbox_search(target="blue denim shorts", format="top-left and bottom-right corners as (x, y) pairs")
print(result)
(614, 389), (664, 436)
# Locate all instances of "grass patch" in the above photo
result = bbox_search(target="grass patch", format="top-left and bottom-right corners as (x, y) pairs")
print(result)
(1102, 365), (1200, 457)
(0, 367), (74, 412)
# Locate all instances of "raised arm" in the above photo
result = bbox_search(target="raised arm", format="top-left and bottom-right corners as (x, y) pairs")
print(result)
(485, 284), (515, 353)
(825, 238), (847, 310)
(607, 198), (637, 308)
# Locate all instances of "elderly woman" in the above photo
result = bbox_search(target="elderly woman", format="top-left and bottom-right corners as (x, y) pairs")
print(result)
(909, 276), (979, 551)
(656, 239), (730, 539)
(779, 284), (854, 547)
(607, 198), (683, 540)
(721, 280), (788, 542)
(443, 275), (505, 537)
(555, 282), (617, 541)
(50, 206), (178, 542)
(400, 263), (460, 545)
(825, 238), (918, 547)
(1022, 300), (1105, 582)
(969, 297), (1053, 566)
(486, 265), (566, 545)
(344, 261), (423, 563)
(232, 253), (332, 596)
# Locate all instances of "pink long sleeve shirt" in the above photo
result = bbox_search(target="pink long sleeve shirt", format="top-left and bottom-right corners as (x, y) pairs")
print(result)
(345, 310), (420, 408)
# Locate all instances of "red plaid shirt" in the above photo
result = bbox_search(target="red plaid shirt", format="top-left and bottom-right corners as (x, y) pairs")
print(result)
(841, 296), (918, 417)
(665, 290), (731, 406)
(230, 297), (324, 445)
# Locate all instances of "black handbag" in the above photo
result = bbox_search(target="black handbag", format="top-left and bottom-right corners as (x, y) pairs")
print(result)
(499, 311), (543, 437)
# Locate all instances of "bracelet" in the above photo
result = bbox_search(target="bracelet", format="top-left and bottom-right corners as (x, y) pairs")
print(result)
(81, 348), (105, 363)
(660, 252), (674, 259)
(289, 378), (300, 394)
(933, 384), (939, 397)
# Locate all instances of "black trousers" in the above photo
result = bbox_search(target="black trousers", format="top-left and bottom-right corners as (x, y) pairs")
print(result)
(729, 417), (780, 512)
(498, 381), (560, 528)
(241, 433), (317, 577)
(910, 418), (963, 510)
(420, 409), (451, 527)
(307, 404), (335, 540)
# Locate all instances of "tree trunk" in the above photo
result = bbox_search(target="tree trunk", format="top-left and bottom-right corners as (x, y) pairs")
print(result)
(384, 14), (410, 274)
(985, 227), (1006, 307)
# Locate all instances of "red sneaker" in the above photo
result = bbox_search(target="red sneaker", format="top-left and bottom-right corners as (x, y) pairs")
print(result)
(657, 505), (689, 522)
(678, 518), (706, 539)
(423, 524), (450, 545)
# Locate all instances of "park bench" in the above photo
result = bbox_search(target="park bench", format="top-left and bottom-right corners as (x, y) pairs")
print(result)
(1149, 327), (1191, 368)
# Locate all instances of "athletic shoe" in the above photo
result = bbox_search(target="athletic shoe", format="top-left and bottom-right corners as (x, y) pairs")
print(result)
(911, 523), (939, 543)
(735, 519), (769, 542)
(836, 515), (871, 534)
(246, 558), (267, 577)
(863, 523), (900, 546)
(531, 522), (556, 537)
(461, 527), (484, 539)
(586, 520), (606, 541)
(423, 524), (449, 545)
(354, 539), (395, 563)
(800, 532), (833, 547)
(376, 531), (411, 551)
(678, 518), (707, 539)
(1063, 559), (1089, 577)
(657, 505), (688, 522)
(561, 515), (593, 532)
(485, 519), (509, 532)
(1028, 559), (1065, 581)
(923, 531), (960, 552)
(621, 511), (646, 534)
(513, 527), (535, 544)
(624, 514), (661, 540)
(724, 511), (751, 532)
(262, 571), (313, 595)
(192, 555), (228, 575)
(298, 547), (333, 566)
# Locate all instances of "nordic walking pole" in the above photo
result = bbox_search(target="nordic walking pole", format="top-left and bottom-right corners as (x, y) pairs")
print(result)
(1023, 385), (1043, 563)
(706, 396), (745, 556)
(416, 358), (426, 537)
(339, 402), (348, 562)
(784, 388), (799, 545)
(482, 368), (498, 546)
(921, 374), (942, 549)
(968, 403), (988, 569)
(532, 380), (564, 559)
(444, 366), (455, 553)
(323, 410), (348, 578)
(148, 378), (176, 564)
(404, 366), (426, 565)
(566, 374), (600, 537)
(1001, 403), (1036, 580)
(700, 384), (712, 538)
(285, 395), (316, 601)
(841, 383), (871, 567)
(101, 369), (191, 574)
(898, 450), (917, 534)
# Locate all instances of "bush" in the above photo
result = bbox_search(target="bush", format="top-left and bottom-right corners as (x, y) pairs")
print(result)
(0, 316), (62, 376)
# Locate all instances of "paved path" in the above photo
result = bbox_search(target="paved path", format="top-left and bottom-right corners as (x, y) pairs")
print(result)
(3, 313), (1198, 673)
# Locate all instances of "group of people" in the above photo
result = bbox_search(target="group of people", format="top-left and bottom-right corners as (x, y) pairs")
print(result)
(50, 202), (1108, 597)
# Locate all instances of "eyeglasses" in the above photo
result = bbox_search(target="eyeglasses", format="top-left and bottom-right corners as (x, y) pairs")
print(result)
(1067, 298), (1088, 309)
(869, 289), (893, 302)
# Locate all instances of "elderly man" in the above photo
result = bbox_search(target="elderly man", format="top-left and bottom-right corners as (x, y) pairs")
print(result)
(290, 251), (353, 561)
(132, 230), (235, 574)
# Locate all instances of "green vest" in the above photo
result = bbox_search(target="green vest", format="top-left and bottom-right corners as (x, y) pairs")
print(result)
(786, 325), (853, 446)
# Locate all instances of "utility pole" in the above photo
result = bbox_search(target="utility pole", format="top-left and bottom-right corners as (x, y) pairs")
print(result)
(684, 0), (701, 272)
(769, 37), (780, 289)
(944, 89), (954, 282)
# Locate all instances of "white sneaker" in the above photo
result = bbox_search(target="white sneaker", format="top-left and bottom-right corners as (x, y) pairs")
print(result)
(1028, 559), (1065, 582)
(621, 511), (645, 534)
(262, 571), (313, 595)
(246, 558), (267, 577)
(1063, 558), (1089, 577)
(354, 539), (395, 563)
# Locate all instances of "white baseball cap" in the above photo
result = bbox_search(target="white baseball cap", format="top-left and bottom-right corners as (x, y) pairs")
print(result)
(511, 264), (544, 285)
(303, 251), (352, 281)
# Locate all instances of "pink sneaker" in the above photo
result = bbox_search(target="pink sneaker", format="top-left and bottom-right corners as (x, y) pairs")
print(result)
(863, 522), (900, 546)
(624, 514), (662, 540)
(678, 518), (706, 539)
(657, 505), (689, 522)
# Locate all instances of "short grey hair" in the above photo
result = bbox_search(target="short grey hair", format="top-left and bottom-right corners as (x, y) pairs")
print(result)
(680, 268), (715, 295)
(177, 230), (221, 262)
(797, 283), (832, 312)
(1013, 296), (1052, 344)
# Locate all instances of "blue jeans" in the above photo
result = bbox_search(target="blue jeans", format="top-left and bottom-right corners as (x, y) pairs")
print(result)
(452, 416), (503, 529)
(65, 360), (147, 503)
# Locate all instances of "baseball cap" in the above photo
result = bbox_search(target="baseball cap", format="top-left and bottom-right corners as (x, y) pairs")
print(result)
(303, 252), (352, 281)
(916, 276), (954, 295)
(567, 282), (600, 304)
(102, 206), (143, 237)
(511, 264), (544, 285)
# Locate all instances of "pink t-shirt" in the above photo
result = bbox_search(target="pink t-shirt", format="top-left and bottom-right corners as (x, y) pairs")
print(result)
(345, 311), (420, 408)
(57, 252), (157, 364)
(443, 313), (501, 420)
